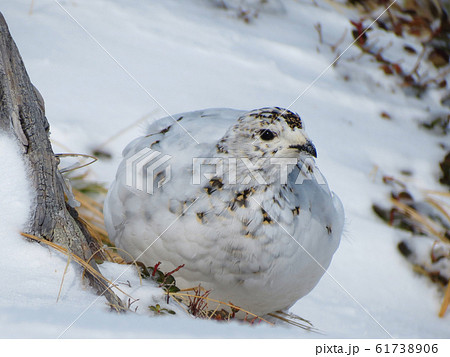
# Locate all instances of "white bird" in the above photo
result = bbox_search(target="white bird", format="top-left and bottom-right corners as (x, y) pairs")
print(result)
(104, 107), (344, 317)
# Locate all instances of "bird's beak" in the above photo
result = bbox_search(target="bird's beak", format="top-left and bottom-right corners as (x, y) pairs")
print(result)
(289, 141), (317, 158)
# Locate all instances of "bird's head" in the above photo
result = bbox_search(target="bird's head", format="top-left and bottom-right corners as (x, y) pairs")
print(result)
(218, 107), (316, 160)
(212, 107), (317, 188)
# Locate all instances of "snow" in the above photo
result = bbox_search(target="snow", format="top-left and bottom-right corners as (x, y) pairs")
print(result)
(0, 0), (449, 338)
(0, 134), (32, 237)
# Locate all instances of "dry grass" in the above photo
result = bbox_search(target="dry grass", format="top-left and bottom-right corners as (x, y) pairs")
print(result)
(393, 191), (450, 317)
(169, 288), (273, 325)
(167, 288), (315, 329)
(374, 175), (450, 318)
(20, 232), (130, 312)
(439, 282), (450, 317)
(390, 197), (450, 244)
(72, 187), (124, 264)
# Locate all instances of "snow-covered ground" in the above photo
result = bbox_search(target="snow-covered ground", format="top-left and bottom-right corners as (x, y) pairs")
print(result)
(0, 0), (449, 338)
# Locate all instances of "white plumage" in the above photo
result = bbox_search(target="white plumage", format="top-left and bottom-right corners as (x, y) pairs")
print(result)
(104, 107), (344, 316)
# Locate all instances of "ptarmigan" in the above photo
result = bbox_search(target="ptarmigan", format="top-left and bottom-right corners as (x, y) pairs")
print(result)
(104, 107), (344, 317)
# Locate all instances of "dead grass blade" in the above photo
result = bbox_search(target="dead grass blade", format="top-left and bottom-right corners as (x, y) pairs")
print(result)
(169, 293), (195, 317)
(424, 190), (450, 198)
(28, 0), (35, 15)
(56, 153), (98, 173)
(439, 282), (450, 318)
(268, 311), (318, 332)
(425, 196), (450, 225)
(391, 198), (449, 243)
(73, 188), (104, 212)
(57, 255), (72, 303)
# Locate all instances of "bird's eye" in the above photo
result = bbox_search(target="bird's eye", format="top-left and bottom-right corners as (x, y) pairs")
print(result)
(259, 130), (276, 141)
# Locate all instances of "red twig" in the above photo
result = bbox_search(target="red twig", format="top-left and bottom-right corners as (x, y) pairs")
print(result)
(165, 264), (185, 277)
(152, 262), (161, 277)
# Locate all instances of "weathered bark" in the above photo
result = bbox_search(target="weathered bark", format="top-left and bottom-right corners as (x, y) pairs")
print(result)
(0, 12), (124, 310)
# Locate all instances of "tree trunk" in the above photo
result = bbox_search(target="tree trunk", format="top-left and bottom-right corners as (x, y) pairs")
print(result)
(0, 12), (125, 311)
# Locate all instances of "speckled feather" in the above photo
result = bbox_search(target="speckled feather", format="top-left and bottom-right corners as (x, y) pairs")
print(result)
(104, 107), (344, 316)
